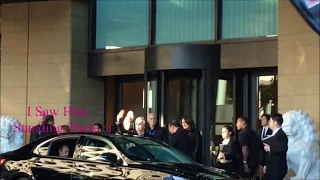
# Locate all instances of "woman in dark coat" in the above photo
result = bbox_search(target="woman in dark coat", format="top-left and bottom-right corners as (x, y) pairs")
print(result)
(181, 116), (203, 164)
(216, 125), (237, 174)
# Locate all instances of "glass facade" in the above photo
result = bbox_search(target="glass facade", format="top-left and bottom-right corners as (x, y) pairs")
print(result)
(221, 0), (278, 39)
(94, 0), (279, 49)
(95, 0), (149, 49)
(155, 0), (215, 44)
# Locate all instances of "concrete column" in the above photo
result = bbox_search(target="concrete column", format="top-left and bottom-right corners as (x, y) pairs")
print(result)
(0, 1), (104, 143)
(1, 2), (29, 131)
(278, 1), (320, 134)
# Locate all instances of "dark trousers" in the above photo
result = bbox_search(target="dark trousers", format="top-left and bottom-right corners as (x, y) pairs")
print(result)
(216, 161), (235, 174)
(266, 171), (286, 180)
(237, 162), (258, 179)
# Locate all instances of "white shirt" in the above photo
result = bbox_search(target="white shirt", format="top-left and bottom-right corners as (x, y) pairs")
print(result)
(261, 126), (269, 139)
(272, 127), (281, 136)
(222, 138), (230, 145)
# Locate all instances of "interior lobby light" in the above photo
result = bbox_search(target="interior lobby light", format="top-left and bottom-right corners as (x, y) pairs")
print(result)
(142, 88), (153, 109)
(266, 35), (278, 37)
(105, 46), (121, 50)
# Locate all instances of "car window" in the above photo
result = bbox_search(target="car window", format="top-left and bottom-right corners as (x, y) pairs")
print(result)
(110, 136), (196, 164)
(33, 141), (51, 156)
(47, 137), (79, 158)
(79, 137), (121, 163)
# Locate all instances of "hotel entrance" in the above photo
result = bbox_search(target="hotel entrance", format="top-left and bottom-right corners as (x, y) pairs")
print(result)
(100, 44), (221, 166)
(115, 70), (202, 129)
(143, 70), (202, 128)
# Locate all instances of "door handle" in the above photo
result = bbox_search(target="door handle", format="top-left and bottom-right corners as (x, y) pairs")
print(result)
(34, 161), (43, 166)
(74, 165), (86, 171)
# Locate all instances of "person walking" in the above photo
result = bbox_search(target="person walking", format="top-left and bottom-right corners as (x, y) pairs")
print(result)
(262, 113), (288, 180)
(168, 119), (194, 159)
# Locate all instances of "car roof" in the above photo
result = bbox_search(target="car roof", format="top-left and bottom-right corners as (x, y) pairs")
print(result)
(32, 132), (166, 146)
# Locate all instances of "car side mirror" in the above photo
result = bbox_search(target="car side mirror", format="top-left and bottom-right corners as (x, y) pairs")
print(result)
(100, 152), (117, 164)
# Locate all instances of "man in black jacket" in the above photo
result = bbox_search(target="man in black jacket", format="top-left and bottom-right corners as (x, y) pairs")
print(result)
(29, 115), (45, 143)
(146, 113), (169, 143)
(263, 113), (288, 180)
(168, 119), (194, 159)
(257, 114), (273, 180)
(41, 115), (57, 137)
(236, 116), (262, 179)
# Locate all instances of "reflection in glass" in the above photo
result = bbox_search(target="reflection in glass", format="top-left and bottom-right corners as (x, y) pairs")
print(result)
(95, 0), (149, 49)
(122, 82), (144, 117)
(258, 75), (278, 117)
(168, 79), (198, 124)
(111, 136), (196, 164)
(221, 0), (278, 39)
(122, 81), (157, 118)
(211, 78), (234, 151)
(156, 0), (215, 44)
(143, 81), (157, 115)
(215, 80), (234, 123)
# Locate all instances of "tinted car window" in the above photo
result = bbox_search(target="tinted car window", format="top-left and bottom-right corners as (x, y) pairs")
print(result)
(79, 138), (120, 163)
(110, 136), (196, 164)
(48, 137), (79, 158)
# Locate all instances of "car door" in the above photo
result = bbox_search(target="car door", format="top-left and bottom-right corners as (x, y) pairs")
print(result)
(71, 135), (132, 180)
(30, 135), (81, 180)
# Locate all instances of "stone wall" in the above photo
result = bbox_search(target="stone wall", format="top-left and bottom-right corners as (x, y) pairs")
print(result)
(0, 1), (104, 143)
(278, 1), (320, 179)
(278, 1), (320, 134)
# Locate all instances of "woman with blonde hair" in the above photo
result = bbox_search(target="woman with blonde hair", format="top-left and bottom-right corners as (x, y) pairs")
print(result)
(134, 117), (149, 137)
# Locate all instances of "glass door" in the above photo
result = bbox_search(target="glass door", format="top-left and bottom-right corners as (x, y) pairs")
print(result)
(116, 75), (157, 118)
(211, 75), (235, 146)
(144, 70), (201, 128)
(167, 78), (199, 124)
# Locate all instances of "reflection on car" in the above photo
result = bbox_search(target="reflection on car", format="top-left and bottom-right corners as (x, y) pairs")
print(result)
(0, 133), (242, 180)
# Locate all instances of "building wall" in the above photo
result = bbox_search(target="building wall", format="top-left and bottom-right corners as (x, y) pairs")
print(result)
(221, 40), (278, 69)
(0, 1), (104, 144)
(278, 1), (320, 137)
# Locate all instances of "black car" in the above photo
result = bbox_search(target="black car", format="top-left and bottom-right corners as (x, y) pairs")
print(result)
(0, 133), (242, 180)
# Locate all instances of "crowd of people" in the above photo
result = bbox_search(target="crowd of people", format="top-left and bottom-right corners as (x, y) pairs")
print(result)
(28, 111), (288, 180)
(216, 113), (288, 180)
(29, 110), (203, 164)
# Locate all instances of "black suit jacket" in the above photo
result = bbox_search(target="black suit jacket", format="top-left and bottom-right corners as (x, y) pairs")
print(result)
(257, 127), (273, 166)
(264, 128), (288, 179)
(188, 129), (203, 164)
(29, 124), (41, 143)
(146, 125), (169, 143)
(169, 128), (194, 159)
(29, 124), (57, 143)
(216, 137), (238, 173)
(222, 137), (238, 161)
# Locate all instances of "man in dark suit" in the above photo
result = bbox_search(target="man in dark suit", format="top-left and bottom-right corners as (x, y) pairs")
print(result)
(257, 114), (273, 180)
(263, 113), (288, 180)
(168, 119), (194, 159)
(146, 113), (169, 143)
(29, 115), (45, 143)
